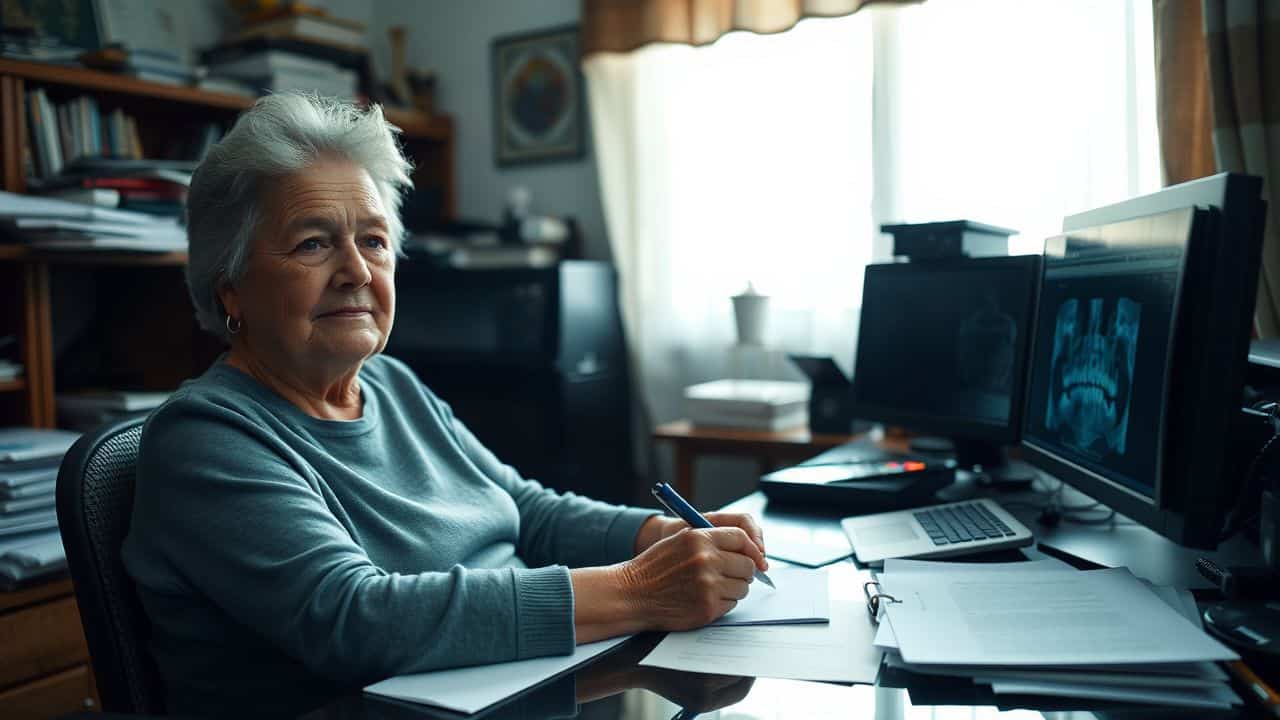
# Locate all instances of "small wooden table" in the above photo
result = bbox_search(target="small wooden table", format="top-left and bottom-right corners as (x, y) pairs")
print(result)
(652, 420), (864, 501)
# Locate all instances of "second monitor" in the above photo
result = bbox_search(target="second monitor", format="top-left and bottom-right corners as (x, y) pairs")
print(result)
(851, 255), (1041, 478)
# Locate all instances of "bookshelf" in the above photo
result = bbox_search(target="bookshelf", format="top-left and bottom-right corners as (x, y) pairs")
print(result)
(0, 58), (455, 716)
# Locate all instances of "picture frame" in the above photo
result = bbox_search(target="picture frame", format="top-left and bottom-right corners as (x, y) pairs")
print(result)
(491, 24), (584, 166)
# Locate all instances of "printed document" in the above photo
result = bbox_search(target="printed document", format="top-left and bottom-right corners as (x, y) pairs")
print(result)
(882, 566), (1237, 666)
(713, 565), (829, 626)
(363, 636), (629, 714)
(640, 567), (882, 683)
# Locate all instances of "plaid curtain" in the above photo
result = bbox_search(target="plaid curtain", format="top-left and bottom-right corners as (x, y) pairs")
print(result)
(1203, 0), (1280, 337)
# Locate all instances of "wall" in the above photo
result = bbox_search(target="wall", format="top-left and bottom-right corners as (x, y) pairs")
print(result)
(367, 0), (611, 260)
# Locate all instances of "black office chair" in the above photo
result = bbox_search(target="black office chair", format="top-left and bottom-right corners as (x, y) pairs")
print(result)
(56, 415), (165, 713)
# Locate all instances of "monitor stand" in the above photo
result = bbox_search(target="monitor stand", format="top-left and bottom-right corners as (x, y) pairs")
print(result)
(909, 436), (1035, 490)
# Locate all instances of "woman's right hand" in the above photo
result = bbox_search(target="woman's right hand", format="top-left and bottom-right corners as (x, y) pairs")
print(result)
(616, 526), (767, 631)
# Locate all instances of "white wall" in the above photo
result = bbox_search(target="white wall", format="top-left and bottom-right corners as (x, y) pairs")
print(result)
(367, 0), (610, 260)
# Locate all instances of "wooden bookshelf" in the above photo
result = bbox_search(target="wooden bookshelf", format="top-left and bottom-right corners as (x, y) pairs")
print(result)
(0, 58), (457, 714)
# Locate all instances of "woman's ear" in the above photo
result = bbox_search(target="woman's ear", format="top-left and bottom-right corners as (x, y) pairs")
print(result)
(217, 283), (241, 323)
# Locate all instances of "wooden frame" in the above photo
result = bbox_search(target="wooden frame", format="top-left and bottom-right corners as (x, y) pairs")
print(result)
(491, 24), (585, 166)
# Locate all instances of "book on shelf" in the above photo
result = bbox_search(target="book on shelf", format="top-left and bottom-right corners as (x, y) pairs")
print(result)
(43, 187), (121, 208)
(0, 360), (21, 381)
(233, 13), (369, 53)
(0, 428), (79, 464)
(446, 243), (563, 270)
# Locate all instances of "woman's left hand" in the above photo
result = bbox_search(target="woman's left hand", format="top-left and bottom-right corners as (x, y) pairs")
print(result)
(635, 512), (766, 558)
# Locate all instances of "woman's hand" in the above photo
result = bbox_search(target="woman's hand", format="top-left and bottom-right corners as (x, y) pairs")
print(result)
(617, 525), (769, 631)
(634, 512), (767, 558)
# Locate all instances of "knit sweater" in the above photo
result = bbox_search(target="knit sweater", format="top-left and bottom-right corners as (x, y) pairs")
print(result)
(121, 353), (656, 715)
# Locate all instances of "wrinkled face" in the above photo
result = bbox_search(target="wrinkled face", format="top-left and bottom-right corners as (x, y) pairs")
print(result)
(218, 156), (396, 378)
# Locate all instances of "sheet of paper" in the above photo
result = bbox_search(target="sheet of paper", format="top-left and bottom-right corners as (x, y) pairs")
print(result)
(872, 558), (1076, 650)
(763, 525), (851, 567)
(640, 567), (882, 683)
(363, 636), (629, 714)
(882, 650), (1226, 681)
(712, 566), (828, 626)
(882, 566), (1238, 666)
(989, 679), (1240, 709)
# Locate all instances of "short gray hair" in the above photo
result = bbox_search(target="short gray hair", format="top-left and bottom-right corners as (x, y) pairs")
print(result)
(185, 93), (414, 342)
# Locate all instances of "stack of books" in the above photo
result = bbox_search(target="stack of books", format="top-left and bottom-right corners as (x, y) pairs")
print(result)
(0, 428), (80, 589)
(56, 390), (170, 432)
(872, 558), (1242, 710)
(684, 379), (810, 431)
(202, 49), (358, 100)
(201, 5), (368, 100)
(0, 189), (186, 253)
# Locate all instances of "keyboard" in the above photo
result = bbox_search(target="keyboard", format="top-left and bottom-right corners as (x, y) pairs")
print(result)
(840, 497), (1034, 565)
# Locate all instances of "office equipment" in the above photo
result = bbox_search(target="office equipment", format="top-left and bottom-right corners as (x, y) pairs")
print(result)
(54, 416), (162, 713)
(364, 636), (630, 714)
(851, 255), (1041, 484)
(652, 482), (776, 588)
(759, 455), (955, 511)
(881, 220), (1017, 260)
(786, 355), (872, 434)
(639, 564), (882, 684)
(1022, 174), (1267, 549)
(840, 497), (1033, 564)
(387, 261), (632, 503)
(684, 379), (808, 431)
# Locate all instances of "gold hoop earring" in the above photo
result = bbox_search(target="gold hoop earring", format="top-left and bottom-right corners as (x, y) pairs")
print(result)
(225, 315), (243, 335)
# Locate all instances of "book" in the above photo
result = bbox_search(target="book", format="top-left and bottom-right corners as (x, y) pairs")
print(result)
(42, 188), (121, 208)
(233, 14), (368, 53)
(0, 428), (79, 464)
(684, 379), (810, 430)
(447, 244), (561, 269)
(0, 466), (58, 489)
(207, 48), (342, 79)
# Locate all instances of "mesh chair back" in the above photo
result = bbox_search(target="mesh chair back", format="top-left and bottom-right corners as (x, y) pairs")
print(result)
(56, 415), (164, 713)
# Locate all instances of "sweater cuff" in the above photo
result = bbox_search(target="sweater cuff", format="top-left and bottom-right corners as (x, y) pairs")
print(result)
(514, 565), (575, 659)
(604, 508), (663, 563)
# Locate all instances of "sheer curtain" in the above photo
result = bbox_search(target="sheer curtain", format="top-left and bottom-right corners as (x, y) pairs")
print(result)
(584, 0), (1160, 480)
(585, 14), (875, 430)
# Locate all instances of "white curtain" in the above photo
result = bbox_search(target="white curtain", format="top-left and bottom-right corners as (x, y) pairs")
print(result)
(585, 14), (875, 432)
(584, 0), (1159, 480)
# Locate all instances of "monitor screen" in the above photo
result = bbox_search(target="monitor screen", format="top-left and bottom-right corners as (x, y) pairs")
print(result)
(1022, 207), (1194, 503)
(852, 256), (1040, 442)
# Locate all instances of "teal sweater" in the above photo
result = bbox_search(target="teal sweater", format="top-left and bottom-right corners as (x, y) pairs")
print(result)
(121, 354), (656, 715)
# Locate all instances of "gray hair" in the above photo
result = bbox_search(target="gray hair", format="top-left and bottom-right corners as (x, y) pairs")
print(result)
(185, 92), (414, 342)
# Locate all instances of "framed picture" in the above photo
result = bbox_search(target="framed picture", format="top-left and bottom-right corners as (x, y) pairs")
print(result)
(491, 24), (584, 166)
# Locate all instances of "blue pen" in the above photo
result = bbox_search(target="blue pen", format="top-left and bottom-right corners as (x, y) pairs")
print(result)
(651, 482), (776, 589)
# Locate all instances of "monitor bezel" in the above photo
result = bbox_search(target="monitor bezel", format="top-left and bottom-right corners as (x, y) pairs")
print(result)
(850, 254), (1042, 446)
(1022, 207), (1197, 511)
(1019, 173), (1265, 548)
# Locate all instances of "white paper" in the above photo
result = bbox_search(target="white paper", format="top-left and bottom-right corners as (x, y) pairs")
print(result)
(989, 679), (1240, 709)
(712, 566), (828, 626)
(871, 558), (1076, 651)
(363, 636), (629, 714)
(640, 567), (882, 683)
(882, 566), (1237, 666)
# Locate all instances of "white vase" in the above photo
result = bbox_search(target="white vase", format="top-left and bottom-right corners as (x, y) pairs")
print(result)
(732, 284), (770, 346)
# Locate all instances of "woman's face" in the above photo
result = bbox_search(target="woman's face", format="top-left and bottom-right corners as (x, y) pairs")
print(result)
(219, 156), (396, 380)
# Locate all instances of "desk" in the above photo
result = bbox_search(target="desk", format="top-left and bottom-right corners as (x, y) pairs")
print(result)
(652, 420), (863, 501)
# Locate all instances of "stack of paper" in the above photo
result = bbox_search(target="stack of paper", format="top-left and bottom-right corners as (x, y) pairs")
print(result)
(639, 565), (883, 684)
(0, 190), (185, 252)
(873, 559), (1241, 710)
(0, 428), (79, 587)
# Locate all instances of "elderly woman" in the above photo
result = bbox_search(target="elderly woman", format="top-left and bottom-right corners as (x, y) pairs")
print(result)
(122, 93), (769, 716)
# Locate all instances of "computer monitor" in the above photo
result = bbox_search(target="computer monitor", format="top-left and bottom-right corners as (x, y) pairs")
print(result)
(1020, 173), (1266, 549)
(850, 255), (1041, 475)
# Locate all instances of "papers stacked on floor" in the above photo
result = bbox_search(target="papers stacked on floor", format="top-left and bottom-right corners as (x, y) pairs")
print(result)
(873, 559), (1241, 710)
(0, 428), (79, 587)
(640, 565), (883, 684)
(0, 190), (186, 252)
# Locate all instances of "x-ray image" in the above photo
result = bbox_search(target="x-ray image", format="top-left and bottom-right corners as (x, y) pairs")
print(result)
(1045, 297), (1140, 456)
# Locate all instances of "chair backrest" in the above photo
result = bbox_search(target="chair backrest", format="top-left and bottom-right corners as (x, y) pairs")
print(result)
(55, 415), (165, 713)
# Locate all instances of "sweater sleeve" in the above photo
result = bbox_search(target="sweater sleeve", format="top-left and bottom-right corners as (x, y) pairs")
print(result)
(433, 396), (660, 569)
(126, 397), (574, 685)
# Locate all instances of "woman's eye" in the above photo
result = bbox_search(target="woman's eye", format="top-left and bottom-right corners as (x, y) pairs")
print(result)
(296, 238), (326, 253)
(363, 236), (388, 250)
